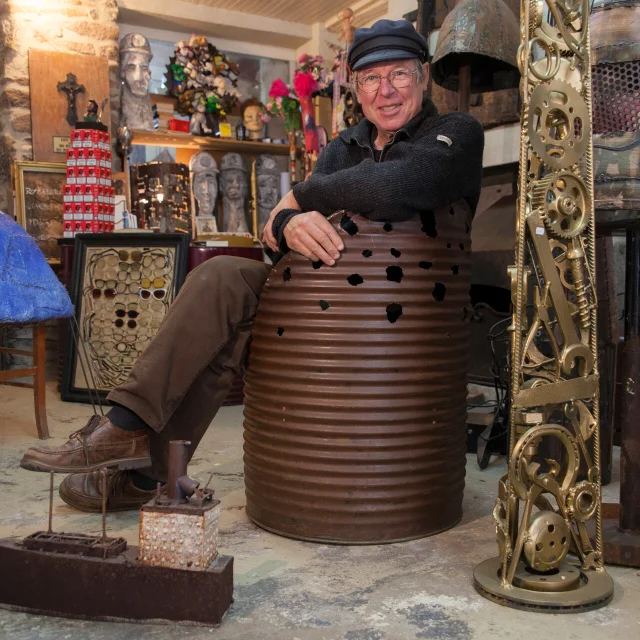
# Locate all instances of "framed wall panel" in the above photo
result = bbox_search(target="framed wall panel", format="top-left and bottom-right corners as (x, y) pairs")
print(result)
(61, 233), (189, 403)
(14, 161), (66, 264)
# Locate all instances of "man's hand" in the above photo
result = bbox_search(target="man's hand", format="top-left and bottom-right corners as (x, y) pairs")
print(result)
(283, 211), (344, 266)
(262, 190), (301, 251)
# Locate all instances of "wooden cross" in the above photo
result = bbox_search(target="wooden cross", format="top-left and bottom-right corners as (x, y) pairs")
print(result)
(57, 72), (85, 126)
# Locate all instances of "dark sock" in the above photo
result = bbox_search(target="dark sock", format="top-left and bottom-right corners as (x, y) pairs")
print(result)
(130, 471), (163, 491)
(107, 403), (150, 432)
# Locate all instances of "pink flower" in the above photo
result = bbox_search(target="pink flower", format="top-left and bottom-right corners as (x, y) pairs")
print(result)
(275, 96), (283, 106)
(269, 78), (290, 98)
(298, 53), (310, 64)
(293, 71), (317, 98)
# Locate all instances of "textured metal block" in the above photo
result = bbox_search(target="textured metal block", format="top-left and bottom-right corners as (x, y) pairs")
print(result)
(0, 540), (233, 626)
(139, 501), (220, 571)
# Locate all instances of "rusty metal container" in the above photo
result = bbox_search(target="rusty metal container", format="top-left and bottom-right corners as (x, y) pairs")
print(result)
(243, 205), (473, 543)
(589, 0), (640, 210)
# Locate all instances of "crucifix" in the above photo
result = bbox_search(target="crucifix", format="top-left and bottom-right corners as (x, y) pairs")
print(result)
(57, 73), (85, 126)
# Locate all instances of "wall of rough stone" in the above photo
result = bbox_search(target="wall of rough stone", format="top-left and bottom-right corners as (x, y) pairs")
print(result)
(0, 0), (121, 214)
(0, 0), (121, 381)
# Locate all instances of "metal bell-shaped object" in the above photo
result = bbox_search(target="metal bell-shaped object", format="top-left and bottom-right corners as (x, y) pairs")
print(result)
(431, 0), (520, 93)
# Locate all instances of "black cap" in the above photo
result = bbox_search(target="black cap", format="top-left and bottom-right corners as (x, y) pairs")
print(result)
(347, 19), (429, 71)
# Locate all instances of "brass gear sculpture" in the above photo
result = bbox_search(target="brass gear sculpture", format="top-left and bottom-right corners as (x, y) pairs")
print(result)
(474, 0), (614, 614)
(528, 79), (590, 170)
(532, 172), (591, 238)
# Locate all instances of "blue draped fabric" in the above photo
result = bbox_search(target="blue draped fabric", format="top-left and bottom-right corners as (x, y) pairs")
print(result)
(0, 212), (73, 323)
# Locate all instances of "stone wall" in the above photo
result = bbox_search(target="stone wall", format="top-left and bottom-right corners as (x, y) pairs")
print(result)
(0, 0), (121, 381)
(0, 0), (121, 214)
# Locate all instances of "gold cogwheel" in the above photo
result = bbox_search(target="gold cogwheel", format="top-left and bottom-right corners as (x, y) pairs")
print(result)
(532, 172), (591, 238)
(527, 78), (590, 170)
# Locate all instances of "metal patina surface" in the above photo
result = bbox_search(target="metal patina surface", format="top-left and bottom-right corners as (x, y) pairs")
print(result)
(431, 0), (520, 92)
(139, 505), (220, 571)
(244, 206), (473, 544)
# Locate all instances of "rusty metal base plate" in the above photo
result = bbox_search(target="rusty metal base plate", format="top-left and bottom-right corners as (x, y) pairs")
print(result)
(588, 503), (640, 568)
(0, 538), (233, 626)
(473, 557), (614, 614)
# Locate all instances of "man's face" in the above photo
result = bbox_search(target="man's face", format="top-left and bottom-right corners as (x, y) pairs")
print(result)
(221, 169), (246, 200)
(257, 174), (279, 209)
(122, 52), (151, 98)
(355, 60), (429, 136)
(193, 173), (217, 215)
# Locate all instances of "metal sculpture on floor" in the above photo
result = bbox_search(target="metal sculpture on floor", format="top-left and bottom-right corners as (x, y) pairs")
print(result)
(473, 0), (614, 612)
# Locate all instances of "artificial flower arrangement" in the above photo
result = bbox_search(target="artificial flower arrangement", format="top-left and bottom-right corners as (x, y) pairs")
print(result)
(293, 54), (330, 156)
(264, 78), (301, 133)
(166, 35), (242, 133)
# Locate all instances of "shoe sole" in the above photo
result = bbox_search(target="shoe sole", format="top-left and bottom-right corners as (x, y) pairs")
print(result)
(19, 455), (152, 474)
(58, 487), (151, 513)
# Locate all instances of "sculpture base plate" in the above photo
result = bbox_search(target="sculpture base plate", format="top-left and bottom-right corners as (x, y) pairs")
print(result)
(473, 557), (613, 614)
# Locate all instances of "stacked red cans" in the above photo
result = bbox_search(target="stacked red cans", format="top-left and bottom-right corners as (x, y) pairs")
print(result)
(63, 126), (115, 237)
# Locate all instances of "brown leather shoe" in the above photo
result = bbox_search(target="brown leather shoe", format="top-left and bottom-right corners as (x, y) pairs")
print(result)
(59, 470), (155, 512)
(20, 415), (151, 473)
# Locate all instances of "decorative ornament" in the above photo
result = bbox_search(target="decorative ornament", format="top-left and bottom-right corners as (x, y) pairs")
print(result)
(166, 35), (241, 136)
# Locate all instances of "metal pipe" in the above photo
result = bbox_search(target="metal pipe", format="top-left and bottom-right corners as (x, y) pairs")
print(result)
(167, 440), (191, 502)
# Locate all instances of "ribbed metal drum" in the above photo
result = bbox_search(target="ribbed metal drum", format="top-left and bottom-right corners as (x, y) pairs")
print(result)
(243, 204), (472, 544)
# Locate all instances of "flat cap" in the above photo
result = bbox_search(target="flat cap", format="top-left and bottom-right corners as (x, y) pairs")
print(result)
(347, 19), (428, 71)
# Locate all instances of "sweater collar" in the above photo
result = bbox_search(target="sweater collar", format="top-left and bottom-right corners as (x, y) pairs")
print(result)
(340, 97), (438, 149)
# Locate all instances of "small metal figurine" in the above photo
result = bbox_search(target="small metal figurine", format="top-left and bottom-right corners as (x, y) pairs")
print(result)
(84, 98), (108, 123)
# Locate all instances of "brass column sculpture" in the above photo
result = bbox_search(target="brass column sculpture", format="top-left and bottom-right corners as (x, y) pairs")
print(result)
(473, 0), (614, 612)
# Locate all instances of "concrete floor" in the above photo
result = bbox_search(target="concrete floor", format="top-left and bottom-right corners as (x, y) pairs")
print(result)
(0, 381), (638, 640)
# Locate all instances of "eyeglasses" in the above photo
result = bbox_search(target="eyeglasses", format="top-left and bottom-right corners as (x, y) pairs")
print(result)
(356, 69), (418, 93)
(140, 288), (166, 300)
(92, 288), (116, 299)
(115, 309), (139, 319)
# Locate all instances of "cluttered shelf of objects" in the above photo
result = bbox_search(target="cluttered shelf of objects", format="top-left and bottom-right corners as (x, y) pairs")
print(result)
(131, 129), (303, 156)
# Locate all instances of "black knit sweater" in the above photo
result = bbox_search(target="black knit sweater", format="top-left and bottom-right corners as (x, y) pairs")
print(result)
(272, 98), (485, 252)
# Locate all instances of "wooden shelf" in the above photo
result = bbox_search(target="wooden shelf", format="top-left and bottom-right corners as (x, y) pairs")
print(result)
(131, 129), (295, 156)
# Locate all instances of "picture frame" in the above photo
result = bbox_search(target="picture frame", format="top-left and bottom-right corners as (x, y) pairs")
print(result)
(60, 233), (190, 403)
(14, 161), (67, 264)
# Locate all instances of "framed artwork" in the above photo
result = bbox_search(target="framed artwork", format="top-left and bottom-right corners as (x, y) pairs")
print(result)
(14, 161), (66, 264)
(61, 233), (190, 403)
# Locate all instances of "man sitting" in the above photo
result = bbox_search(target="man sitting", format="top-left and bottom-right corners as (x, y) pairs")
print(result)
(21, 19), (485, 512)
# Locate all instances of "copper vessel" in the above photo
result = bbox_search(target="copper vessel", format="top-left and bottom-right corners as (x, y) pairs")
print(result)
(243, 205), (473, 543)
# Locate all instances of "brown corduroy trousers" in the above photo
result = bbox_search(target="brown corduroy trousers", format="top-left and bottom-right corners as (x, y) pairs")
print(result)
(108, 256), (271, 481)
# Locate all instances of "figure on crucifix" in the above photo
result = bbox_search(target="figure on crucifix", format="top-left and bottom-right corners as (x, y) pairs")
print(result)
(57, 72), (85, 126)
